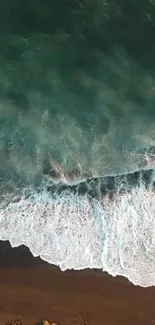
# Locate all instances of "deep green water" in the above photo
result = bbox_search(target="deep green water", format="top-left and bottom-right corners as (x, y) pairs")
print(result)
(0, 0), (155, 185)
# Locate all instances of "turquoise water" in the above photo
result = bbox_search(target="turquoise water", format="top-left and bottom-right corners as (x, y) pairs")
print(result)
(0, 0), (155, 286)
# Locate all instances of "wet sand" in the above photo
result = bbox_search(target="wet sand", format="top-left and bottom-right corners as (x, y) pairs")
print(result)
(0, 241), (155, 325)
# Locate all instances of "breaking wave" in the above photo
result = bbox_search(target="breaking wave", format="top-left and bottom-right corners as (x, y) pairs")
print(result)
(1, 168), (155, 287)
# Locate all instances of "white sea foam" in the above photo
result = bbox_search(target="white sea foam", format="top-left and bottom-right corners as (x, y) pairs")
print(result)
(0, 180), (155, 287)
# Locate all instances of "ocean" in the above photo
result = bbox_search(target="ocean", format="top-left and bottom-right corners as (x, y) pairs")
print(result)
(0, 0), (155, 287)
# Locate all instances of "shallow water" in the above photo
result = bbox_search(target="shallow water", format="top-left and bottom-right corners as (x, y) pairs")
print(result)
(0, 169), (155, 287)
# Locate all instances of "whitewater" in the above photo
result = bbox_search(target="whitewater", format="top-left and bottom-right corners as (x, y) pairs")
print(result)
(1, 169), (155, 287)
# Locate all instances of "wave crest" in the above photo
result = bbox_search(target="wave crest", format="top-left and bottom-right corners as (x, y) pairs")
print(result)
(0, 170), (155, 287)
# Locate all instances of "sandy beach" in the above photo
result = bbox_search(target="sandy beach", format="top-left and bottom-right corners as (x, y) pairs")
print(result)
(0, 241), (155, 325)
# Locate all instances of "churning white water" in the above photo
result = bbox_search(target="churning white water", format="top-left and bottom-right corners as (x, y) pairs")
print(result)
(0, 172), (155, 288)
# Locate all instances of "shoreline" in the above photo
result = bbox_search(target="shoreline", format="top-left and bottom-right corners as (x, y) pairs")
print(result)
(0, 240), (155, 325)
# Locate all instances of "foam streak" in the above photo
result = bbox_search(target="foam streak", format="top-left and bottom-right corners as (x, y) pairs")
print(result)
(0, 171), (155, 287)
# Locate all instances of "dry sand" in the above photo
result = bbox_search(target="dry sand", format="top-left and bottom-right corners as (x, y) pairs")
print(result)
(0, 240), (155, 325)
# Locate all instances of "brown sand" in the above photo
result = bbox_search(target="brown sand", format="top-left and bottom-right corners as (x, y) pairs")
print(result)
(0, 241), (155, 325)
